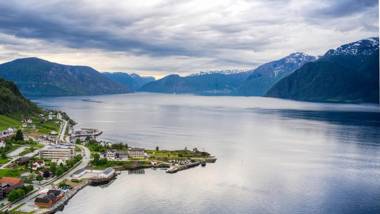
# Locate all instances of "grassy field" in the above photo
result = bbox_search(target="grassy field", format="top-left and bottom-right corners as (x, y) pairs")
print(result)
(146, 149), (210, 160)
(0, 158), (9, 164)
(22, 115), (61, 138)
(34, 119), (60, 134)
(18, 143), (44, 156)
(0, 168), (21, 177)
(0, 115), (20, 130)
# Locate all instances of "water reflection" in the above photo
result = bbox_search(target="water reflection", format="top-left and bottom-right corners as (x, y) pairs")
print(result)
(34, 94), (380, 214)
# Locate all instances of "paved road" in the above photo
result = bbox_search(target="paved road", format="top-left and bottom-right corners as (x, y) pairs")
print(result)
(58, 119), (68, 143)
(63, 144), (91, 179)
(2, 145), (91, 212)
(1, 145), (46, 169)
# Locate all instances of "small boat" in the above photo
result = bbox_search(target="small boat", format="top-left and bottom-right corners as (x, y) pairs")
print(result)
(201, 161), (206, 167)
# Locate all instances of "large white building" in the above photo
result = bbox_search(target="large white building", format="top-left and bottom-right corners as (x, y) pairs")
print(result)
(39, 144), (75, 161)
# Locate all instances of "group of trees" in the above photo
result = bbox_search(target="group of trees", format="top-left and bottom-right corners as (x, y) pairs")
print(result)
(80, 139), (128, 153)
(7, 185), (34, 202)
(92, 153), (108, 166)
(111, 143), (128, 151)
(86, 140), (106, 153)
(0, 77), (38, 115)
(48, 155), (82, 177)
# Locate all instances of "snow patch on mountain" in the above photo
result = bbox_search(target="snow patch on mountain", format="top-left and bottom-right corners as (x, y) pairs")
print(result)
(326, 37), (379, 56)
(189, 69), (248, 77)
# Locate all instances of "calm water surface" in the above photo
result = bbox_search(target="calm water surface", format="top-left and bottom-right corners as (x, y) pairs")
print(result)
(35, 93), (380, 214)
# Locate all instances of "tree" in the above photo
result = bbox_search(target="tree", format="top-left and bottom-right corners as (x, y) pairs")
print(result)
(14, 129), (24, 141)
(36, 175), (43, 181)
(7, 188), (25, 202)
(50, 162), (57, 174)
(156, 146), (159, 151)
(0, 151), (6, 159)
(75, 138), (81, 144)
(22, 185), (34, 193)
(93, 153), (100, 163)
(56, 167), (65, 176)
(58, 181), (67, 189)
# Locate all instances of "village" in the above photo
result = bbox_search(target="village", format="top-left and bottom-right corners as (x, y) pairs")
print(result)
(0, 110), (216, 213)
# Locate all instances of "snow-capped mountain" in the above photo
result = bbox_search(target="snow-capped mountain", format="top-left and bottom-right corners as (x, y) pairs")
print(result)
(238, 52), (316, 96)
(326, 37), (379, 56)
(267, 37), (379, 104)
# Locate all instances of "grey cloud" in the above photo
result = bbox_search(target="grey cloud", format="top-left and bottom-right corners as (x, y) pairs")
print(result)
(309, 0), (378, 18)
(0, 0), (377, 74)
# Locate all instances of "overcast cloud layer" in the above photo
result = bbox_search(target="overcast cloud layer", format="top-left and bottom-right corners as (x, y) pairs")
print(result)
(0, 0), (378, 77)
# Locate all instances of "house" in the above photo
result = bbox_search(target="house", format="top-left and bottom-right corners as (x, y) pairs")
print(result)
(103, 150), (128, 160)
(32, 160), (45, 171)
(0, 128), (15, 141)
(116, 151), (128, 160)
(34, 189), (64, 208)
(50, 131), (58, 135)
(103, 150), (116, 160)
(128, 148), (146, 159)
(16, 156), (32, 165)
(0, 177), (24, 199)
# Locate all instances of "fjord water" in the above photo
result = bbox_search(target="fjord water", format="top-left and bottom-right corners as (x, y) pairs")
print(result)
(35, 93), (380, 214)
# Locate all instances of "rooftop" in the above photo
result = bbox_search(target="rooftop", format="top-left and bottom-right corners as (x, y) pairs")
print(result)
(0, 177), (23, 185)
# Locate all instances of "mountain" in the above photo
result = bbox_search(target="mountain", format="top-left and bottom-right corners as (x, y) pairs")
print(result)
(103, 72), (155, 91)
(0, 57), (129, 97)
(0, 77), (38, 114)
(139, 71), (251, 95)
(266, 37), (379, 103)
(238, 52), (316, 96)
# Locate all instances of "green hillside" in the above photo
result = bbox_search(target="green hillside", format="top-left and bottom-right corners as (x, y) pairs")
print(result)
(0, 78), (39, 115)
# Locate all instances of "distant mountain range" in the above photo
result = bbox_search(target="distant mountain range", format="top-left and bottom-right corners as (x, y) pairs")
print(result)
(0, 37), (377, 103)
(0, 58), (154, 97)
(0, 77), (38, 114)
(139, 53), (316, 96)
(140, 71), (251, 95)
(266, 37), (379, 103)
(0, 57), (130, 97)
(238, 52), (316, 96)
(103, 72), (155, 92)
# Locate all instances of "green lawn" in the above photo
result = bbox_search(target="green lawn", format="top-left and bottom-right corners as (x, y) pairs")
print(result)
(19, 143), (44, 156)
(146, 149), (210, 160)
(0, 115), (20, 130)
(31, 116), (60, 134)
(0, 158), (9, 164)
(0, 168), (21, 177)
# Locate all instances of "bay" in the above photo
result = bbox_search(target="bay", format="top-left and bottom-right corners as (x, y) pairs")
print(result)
(34, 93), (380, 214)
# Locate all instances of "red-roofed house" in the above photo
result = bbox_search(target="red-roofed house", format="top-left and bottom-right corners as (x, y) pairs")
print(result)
(0, 177), (24, 199)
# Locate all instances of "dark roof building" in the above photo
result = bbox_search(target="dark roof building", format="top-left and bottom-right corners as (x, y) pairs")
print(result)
(35, 189), (64, 208)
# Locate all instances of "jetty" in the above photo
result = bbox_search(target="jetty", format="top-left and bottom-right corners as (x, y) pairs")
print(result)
(166, 161), (201, 173)
(70, 128), (103, 141)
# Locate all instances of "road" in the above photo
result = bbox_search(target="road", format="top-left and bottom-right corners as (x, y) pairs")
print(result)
(0, 146), (44, 169)
(58, 119), (68, 143)
(2, 145), (91, 212)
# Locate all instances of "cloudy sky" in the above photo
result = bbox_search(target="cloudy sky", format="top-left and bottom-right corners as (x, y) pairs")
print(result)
(0, 0), (378, 78)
